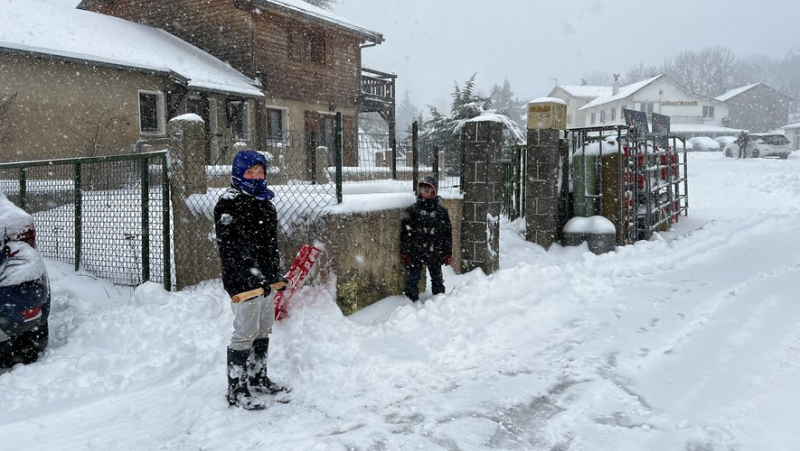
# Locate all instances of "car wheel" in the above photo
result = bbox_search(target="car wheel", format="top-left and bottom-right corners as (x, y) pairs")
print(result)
(752, 149), (760, 158)
(725, 148), (732, 157)
(13, 321), (49, 365)
(780, 153), (789, 159)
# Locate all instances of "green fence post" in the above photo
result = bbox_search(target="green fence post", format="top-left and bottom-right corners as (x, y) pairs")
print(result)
(74, 162), (82, 272)
(391, 137), (397, 180)
(18, 167), (27, 211)
(412, 121), (419, 193)
(310, 131), (318, 185)
(335, 112), (343, 204)
(161, 155), (171, 291)
(433, 145), (440, 181)
(141, 158), (150, 283)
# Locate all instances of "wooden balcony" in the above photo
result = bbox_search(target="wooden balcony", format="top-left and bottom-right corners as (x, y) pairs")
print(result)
(359, 67), (396, 117)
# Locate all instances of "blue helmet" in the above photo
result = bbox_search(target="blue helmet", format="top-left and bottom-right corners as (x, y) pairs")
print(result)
(231, 150), (274, 200)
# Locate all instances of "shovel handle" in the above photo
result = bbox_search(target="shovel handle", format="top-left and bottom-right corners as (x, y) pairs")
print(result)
(231, 281), (287, 303)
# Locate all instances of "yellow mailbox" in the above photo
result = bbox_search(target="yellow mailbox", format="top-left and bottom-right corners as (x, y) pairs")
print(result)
(527, 98), (567, 130)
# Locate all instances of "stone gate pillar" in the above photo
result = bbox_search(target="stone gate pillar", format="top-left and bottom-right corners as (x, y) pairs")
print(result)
(525, 99), (569, 249)
(460, 119), (505, 274)
(167, 114), (217, 289)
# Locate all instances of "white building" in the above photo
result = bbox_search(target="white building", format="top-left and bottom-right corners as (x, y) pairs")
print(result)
(782, 122), (800, 151)
(579, 75), (742, 137)
(547, 85), (612, 129)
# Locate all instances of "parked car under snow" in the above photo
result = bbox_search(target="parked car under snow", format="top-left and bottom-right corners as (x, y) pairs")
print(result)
(687, 136), (720, 152)
(0, 190), (50, 367)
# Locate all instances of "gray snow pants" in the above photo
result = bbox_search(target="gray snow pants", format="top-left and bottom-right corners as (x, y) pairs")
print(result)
(229, 293), (275, 351)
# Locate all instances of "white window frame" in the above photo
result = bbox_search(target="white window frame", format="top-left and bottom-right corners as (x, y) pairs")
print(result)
(138, 90), (165, 135)
(702, 105), (715, 119)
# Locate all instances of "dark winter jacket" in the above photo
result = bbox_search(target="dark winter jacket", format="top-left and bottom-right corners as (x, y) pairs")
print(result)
(400, 196), (453, 262)
(214, 185), (281, 297)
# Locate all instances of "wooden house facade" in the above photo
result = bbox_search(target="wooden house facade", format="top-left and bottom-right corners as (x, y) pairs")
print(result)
(78, 0), (391, 172)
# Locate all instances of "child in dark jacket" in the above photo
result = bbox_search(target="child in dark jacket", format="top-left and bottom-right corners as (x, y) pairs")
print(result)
(214, 149), (288, 410)
(400, 176), (453, 301)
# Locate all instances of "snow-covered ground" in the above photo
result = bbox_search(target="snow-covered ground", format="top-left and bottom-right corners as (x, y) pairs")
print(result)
(2, 152), (800, 450)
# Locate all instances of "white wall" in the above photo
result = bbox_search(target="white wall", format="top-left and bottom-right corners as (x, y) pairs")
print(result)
(581, 78), (728, 128)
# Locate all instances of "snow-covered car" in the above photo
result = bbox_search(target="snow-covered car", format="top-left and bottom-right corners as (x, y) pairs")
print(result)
(748, 133), (792, 159)
(715, 136), (738, 157)
(687, 136), (720, 152)
(0, 191), (50, 367)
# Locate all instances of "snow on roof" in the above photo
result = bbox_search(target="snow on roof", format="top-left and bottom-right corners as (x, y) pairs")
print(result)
(557, 85), (612, 99)
(0, 0), (264, 98)
(782, 122), (800, 130)
(579, 75), (663, 110)
(715, 83), (761, 102)
(254, 0), (383, 43)
(670, 124), (745, 134)
(529, 97), (566, 105)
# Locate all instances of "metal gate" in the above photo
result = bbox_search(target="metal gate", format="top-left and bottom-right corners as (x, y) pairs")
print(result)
(0, 151), (171, 288)
(567, 125), (688, 244)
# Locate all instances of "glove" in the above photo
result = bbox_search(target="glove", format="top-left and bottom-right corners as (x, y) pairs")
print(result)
(260, 281), (272, 297)
(401, 254), (411, 267)
(442, 254), (452, 266)
(272, 276), (289, 291)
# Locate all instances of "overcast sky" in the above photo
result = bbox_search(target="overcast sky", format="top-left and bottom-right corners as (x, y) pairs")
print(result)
(335, 0), (799, 113)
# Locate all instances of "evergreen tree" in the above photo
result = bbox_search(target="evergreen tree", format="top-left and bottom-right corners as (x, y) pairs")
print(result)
(490, 79), (526, 130)
(396, 90), (420, 140)
(419, 74), (525, 172)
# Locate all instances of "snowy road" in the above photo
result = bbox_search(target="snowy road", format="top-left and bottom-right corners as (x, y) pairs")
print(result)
(2, 152), (800, 450)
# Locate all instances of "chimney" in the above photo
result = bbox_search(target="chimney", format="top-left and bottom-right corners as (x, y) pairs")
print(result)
(612, 73), (621, 95)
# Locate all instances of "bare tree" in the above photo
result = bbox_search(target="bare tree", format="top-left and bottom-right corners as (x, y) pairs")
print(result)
(62, 104), (133, 158)
(581, 71), (614, 86)
(662, 47), (739, 96)
(623, 61), (660, 85)
(0, 92), (17, 149)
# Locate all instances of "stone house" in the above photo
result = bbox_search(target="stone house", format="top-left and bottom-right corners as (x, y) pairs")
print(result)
(0, 0), (264, 163)
(716, 83), (794, 133)
(78, 0), (393, 174)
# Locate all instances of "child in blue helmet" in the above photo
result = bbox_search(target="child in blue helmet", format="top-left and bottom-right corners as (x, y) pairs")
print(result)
(214, 149), (288, 410)
(400, 176), (453, 301)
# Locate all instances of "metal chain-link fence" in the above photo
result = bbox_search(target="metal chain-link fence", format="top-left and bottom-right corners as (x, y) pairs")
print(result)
(0, 151), (170, 287)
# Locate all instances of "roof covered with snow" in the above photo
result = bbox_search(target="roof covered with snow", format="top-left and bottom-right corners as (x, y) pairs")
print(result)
(556, 85), (612, 99)
(579, 75), (663, 110)
(670, 124), (745, 134)
(252, 0), (383, 43)
(715, 83), (761, 102)
(0, 0), (264, 98)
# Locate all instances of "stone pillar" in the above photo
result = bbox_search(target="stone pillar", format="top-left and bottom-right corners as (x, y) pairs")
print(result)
(167, 114), (218, 289)
(460, 119), (504, 274)
(525, 100), (569, 249)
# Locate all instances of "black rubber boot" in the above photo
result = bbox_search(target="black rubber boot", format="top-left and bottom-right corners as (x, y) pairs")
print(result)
(227, 347), (267, 410)
(249, 338), (289, 395)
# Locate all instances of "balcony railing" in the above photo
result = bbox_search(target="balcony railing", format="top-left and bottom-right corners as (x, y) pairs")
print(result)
(360, 67), (396, 107)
